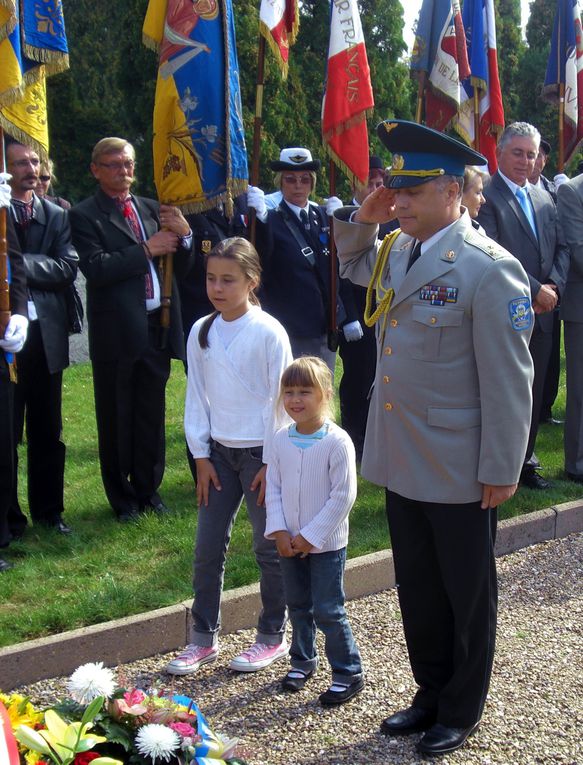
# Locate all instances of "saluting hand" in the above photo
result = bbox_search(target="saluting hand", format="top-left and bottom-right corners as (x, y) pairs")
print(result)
(354, 186), (397, 225)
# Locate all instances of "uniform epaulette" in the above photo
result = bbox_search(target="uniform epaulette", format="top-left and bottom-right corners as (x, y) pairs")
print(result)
(465, 227), (507, 260)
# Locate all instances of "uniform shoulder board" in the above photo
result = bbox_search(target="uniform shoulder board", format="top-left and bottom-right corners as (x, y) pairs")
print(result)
(465, 227), (507, 260)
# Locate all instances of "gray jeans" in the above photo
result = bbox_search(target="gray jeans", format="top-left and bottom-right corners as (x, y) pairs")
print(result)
(192, 441), (287, 646)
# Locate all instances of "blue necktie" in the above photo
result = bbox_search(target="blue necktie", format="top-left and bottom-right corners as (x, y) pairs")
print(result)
(516, 186), (537, 239)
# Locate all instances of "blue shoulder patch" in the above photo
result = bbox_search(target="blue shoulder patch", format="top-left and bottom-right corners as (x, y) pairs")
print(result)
(508, 297), (532, 331)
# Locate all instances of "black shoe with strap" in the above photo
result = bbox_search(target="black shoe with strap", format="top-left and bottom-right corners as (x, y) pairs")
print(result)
(281, 668), (314, 692)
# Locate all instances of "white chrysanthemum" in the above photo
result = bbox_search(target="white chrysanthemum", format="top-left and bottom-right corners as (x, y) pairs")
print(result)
(135, 724), (181, 763)
(66, 661), (116, 704)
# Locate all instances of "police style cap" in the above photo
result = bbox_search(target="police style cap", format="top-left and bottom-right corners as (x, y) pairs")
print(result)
(377, 120), (487, 189)
(270, 147), (321, 172)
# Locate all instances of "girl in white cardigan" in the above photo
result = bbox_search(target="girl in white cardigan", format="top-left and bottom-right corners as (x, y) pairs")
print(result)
(265, 356), (364, 705)
(166, 237), (292, 677)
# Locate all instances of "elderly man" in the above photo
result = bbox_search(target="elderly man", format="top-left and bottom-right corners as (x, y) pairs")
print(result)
(0, 175), (28, 570)
(247, 147), (359, 374)
(70, 137), (192, 522)
(334, 120), (534, 755)
(557, 175), (583, 484)
(6, 140), (78, 537)
(478, 122), (569, 489)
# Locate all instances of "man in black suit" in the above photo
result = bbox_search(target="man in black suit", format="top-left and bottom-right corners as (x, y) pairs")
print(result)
(478, 122), (570, 490)
(70, 137), (192, 522)
(6, 141), (78, 537)
(247, 147), (359, 374)
(0, 175), (29, 570)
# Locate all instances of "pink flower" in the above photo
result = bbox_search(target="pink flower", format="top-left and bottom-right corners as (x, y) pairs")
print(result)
(169, 722), (197, 738)
(124, 689), (147, 706)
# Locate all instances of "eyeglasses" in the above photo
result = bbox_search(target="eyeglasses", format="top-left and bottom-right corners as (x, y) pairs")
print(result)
(282, 174), (312, 186)
(98, 159), (136, 171)
(39, 175), (51, 182)
(12, 158), (40, 168)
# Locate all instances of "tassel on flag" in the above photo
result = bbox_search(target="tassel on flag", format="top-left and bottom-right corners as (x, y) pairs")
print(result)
(454, 0), (504, 172)
(543, 0), (583, 166)
(411, 0), (469, 131)
(259, 0), (299, 79)
(322, 0), (374, 187)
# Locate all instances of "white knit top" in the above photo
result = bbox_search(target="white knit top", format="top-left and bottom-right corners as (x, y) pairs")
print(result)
(265, 422), (357, 553)
(184, 306), (293, 464)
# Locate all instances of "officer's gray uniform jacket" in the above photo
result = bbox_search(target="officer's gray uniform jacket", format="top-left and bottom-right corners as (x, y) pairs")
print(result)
(334, 208), (534, 503)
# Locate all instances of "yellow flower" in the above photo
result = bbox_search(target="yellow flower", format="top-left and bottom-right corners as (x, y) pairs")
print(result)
(1, 692), (44, 730)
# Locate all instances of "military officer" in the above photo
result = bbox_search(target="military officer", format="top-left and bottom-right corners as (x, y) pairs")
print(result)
(333, 120), (534, 756)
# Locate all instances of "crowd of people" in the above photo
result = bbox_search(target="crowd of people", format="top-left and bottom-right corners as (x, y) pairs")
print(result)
(0, 116), (581, 756)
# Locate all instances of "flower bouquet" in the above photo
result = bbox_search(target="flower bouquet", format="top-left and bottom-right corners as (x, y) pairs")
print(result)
(1, 662), (248, 765)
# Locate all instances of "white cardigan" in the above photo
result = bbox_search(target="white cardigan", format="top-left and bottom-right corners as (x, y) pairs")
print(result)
(265, 422), (357, 553)
(184, 306), (292, 464)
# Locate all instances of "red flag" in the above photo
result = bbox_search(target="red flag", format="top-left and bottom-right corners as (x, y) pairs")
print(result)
(0, 703), (20, 765)
(259, 0), (299, 79)
(322, 0), (374, 186)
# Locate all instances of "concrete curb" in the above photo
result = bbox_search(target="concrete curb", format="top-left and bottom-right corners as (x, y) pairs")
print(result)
(2, 500), (581, 691)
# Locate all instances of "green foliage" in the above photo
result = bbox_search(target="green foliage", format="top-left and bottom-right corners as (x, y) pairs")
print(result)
(495, 0), (526, 122)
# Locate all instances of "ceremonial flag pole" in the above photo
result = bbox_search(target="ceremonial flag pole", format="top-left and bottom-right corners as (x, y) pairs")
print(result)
(322, 0), (373, 350)
(410, 0), (469, 130)
(143, 0), (248, 330)
(543, 0), (583, 171)
(250, 1), (299, 242)
(0, 0), (68, 357)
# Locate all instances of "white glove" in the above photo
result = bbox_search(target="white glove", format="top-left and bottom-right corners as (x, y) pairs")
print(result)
(247, 185), (268, 222)
(0, 172), (12, 209)
(342, 320), (364, 342)
(553, 173), (569, 187)
(0, 314), (29, 354)
(325, 196), (343, 216)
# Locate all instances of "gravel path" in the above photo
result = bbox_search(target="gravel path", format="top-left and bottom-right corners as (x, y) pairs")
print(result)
(16, 534), (582, 765)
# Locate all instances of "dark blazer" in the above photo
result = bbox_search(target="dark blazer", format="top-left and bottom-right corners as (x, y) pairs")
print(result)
(70, 190), (192, 362)
(16, 195), (78, 373)
(7, 215), (27, 317)
(478, 172), (570, 332)
(255, 200), (356, 338)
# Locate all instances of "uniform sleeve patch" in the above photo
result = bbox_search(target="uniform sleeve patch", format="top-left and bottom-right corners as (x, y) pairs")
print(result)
(508, 297), (532, 331)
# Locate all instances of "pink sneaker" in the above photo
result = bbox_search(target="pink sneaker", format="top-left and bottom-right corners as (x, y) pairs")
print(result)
(165, 644), (219, 675)
(229, 640), (289, 672)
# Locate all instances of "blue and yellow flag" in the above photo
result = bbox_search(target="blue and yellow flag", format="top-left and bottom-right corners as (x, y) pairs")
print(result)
(143, 0), (248, 215)
(0, 0), (68, 157)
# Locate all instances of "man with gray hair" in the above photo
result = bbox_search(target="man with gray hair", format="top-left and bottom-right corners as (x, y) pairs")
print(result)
(478, 121), (570, 490)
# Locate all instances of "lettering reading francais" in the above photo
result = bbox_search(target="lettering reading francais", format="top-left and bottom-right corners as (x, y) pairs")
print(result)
(333, 0), (361, 103)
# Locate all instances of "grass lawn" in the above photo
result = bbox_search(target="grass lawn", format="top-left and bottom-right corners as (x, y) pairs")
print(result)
(0, 354), (580, 648)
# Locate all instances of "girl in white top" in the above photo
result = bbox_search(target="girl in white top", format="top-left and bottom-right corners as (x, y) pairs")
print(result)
(265, 356), (364, 705)
(166, 237), (292, 677)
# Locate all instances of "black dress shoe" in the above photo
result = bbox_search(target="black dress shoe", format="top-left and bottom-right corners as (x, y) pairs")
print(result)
(542, 416), (564, 425)
(417, 722), (480, 755)
(36, 519), (72, 534)
(281, 668), (314, 692)
(117, 509), (140, 523)
(380, 706), (436, 736)
(141, 500), (171, 515)
(566, 472), (583, 484)
(319, 677), (364, 706)
(0, 558), (13, 572)
(520, 470), (551, 490)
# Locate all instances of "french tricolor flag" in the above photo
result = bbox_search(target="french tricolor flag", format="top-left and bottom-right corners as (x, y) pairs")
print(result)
(322, 0), (374, 187)
(259, 0), (299, 79)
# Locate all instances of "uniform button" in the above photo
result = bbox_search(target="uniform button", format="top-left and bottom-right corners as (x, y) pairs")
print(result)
(383, 375), (390, 383)
(390, 319), (398, 328)
(384, 402), (393, 411)
(384, 347), (392, 355)
(430, 316), (437, 324)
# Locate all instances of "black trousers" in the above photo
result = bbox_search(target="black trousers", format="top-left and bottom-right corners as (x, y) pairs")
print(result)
(91, 324), (171, 517)
(0, 360), (15, 547)
(539, 311), (561, 421)
(385, 490), (497, 728)
(524, 325), (553, 466)
(10, 321), (65, 531)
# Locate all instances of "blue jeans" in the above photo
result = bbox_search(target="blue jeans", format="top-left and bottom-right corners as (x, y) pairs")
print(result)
(192, 441), (287, 647)
(279, 548), (362, 684)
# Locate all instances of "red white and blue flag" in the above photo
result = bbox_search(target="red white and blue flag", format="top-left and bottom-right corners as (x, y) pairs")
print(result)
(411, 0), (470, 131)
(259, 0), (299, 79)
(544, 0), (583, 163)
(454, 0), (504, 172)
(322, 0), (374, 186)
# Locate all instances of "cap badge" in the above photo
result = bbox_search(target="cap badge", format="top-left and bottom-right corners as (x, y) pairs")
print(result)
(289, 153), (307, 164)
(392, 154), (405, 171)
